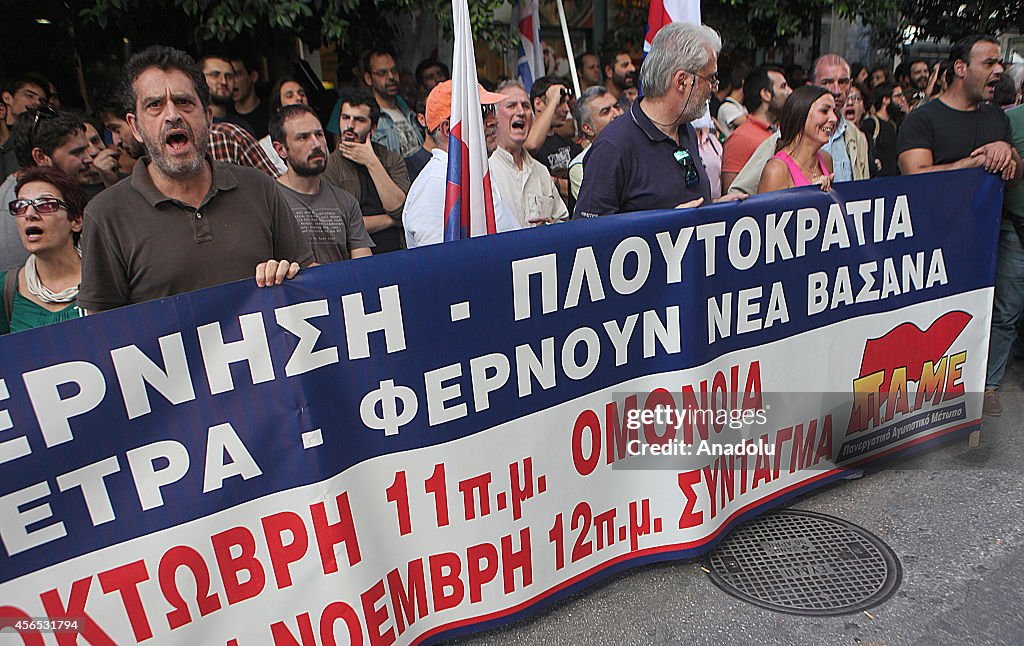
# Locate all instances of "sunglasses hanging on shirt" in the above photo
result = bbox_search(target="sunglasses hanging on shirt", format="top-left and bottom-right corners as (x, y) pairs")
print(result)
(673, 149), (700, 188)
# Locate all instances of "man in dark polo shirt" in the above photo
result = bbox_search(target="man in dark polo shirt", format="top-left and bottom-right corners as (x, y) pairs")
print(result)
(79, 45), (312, 312)
(574, 22), (743, 218)
(271, 104), (373, 262)
(322, 89), (409, 253)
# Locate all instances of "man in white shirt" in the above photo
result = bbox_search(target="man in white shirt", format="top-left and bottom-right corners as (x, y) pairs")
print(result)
(488, 81), (568, 228)
(405, 80), (520, 248)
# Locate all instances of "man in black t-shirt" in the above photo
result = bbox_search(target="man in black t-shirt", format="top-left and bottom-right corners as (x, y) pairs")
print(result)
(898, 35), (1023, 419)
(897, 35), (1020, 180)
(232, 55), (270, 139)
(524, 76), (581, 205)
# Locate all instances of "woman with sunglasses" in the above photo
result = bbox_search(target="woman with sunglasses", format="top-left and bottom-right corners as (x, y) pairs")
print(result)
(1, 166), (85, 334)
(757, 85), (836, 194)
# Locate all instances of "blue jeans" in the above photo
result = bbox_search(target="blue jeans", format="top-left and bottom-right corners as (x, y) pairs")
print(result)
(986, 227), (1024, 389)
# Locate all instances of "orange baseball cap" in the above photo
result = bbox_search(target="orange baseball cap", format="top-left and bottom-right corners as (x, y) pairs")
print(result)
(425, 79), (506, 131)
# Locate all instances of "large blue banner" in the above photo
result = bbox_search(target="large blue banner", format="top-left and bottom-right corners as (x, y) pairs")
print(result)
(0, 170), (1001, 644)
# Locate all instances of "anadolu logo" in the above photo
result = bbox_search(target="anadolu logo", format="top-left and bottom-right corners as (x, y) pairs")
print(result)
(847, 311), (971, 435)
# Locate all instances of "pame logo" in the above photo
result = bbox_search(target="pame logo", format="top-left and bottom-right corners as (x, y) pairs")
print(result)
(847, 311), (971, 435)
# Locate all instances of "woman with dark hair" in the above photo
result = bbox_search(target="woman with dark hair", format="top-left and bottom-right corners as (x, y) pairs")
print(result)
(757, 85), (836, 194)
(1, 166), (86, 334)
(270, 77), (310, 115)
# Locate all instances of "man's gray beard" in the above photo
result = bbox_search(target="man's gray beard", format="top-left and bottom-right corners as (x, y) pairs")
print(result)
(144, 127), (209, 179)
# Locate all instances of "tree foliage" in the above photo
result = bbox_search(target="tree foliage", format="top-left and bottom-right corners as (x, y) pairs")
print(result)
(899, 0), (1024, 42)
(76, 0), (516, 53)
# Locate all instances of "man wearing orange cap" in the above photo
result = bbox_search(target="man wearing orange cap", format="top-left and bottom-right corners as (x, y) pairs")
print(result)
(404, 80), (521, 248)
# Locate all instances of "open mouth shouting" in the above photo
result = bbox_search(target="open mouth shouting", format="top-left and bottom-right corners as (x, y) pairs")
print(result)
(22, 224), (45, 243)
(163, 126), (193, 155)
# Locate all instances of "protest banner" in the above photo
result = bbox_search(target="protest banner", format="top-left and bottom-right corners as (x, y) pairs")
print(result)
(0, 169), (1001, 644)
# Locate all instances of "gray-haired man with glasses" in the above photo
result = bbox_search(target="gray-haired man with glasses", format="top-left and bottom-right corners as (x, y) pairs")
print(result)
(574, 22), (743, 218)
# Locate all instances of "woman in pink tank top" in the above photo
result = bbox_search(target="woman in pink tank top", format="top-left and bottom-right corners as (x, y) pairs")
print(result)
(758, 85), (837, 193)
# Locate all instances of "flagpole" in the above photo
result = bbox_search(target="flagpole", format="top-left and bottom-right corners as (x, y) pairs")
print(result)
(554, 0), (581, 97)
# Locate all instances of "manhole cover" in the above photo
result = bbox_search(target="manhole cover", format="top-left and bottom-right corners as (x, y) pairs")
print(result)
(705, 509), (901, 615)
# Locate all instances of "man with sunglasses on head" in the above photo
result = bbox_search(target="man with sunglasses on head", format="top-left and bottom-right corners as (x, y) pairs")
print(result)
(0, 109), (97, 270)
(404, 80), (520, 248)
(2, 74), (48, 128)
(574, 22), (743, 218)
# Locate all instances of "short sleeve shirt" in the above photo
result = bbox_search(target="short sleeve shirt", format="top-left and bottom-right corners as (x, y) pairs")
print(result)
(574, 98), (711, 217)
(717, 98), (747, 137)
(535, 134), (583, 179)
(79, 157), (314, 311)
(897, 99), (1012, 164)
(277, 180), (374, 263)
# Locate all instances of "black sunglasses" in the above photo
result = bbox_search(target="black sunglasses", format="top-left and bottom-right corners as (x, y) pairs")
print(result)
(673, 149), (700, 188)
(30, 105), (58, 141)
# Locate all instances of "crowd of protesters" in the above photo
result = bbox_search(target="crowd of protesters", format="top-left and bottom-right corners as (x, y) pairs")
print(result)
(1, 26), (1023, 418)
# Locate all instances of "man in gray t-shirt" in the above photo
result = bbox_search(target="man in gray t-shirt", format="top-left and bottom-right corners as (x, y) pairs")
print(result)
(271, 104), (373, 263)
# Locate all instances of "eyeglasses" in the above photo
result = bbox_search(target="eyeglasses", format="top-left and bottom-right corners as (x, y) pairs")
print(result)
(9, 197), (71, 217)
(30, 105), (58, 141)
(673, 149), (700, 188)
(690, 71), (719, 91)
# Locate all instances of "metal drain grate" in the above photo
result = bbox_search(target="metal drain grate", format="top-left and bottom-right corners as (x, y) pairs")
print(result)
(705, 510), (901, 615)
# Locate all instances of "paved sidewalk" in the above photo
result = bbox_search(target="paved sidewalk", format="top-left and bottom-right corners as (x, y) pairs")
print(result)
(454, 364), (1024, 646)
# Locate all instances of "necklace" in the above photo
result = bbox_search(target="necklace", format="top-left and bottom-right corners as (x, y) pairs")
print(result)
(24, 250), (81, 304)
(785, 148), (822, 182)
